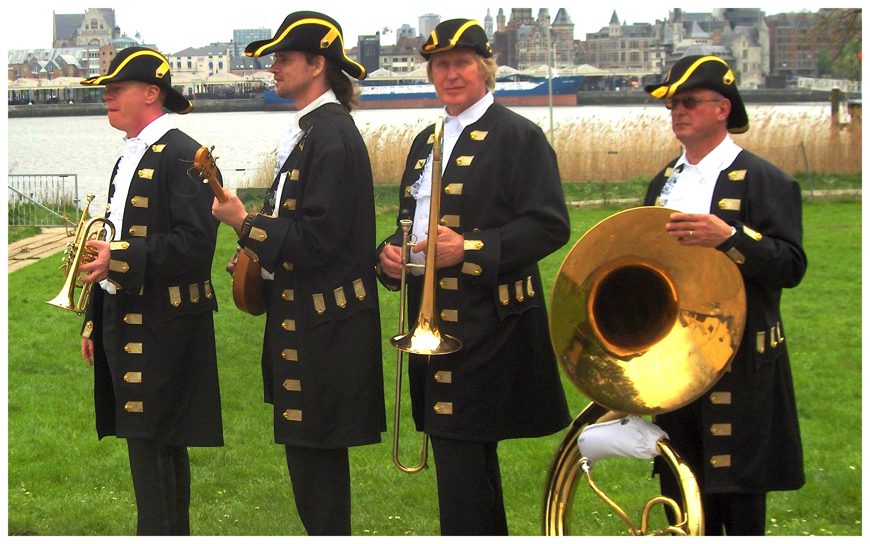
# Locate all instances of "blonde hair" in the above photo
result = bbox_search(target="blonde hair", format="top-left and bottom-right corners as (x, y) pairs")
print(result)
(426, 50), (498, 92)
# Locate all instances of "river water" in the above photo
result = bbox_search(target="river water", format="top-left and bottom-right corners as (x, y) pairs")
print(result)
(7, 104), (831, 205)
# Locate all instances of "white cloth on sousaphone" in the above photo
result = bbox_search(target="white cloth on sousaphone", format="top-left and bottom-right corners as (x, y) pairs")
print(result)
(577, 416), (669, 463)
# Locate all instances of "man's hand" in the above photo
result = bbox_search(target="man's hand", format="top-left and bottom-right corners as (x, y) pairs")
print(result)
(412, 225), (464, 269)
(81, 337), (95, 366)
(78, 239), (110, 283)
(379, 243), (404, 280)
(666, 212), (733, 247)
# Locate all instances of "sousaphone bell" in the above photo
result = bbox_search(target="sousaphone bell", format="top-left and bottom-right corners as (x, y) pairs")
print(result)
(543, 206), (746, 535)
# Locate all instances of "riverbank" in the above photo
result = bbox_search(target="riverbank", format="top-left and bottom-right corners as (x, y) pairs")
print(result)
(7, 88), (851, 118)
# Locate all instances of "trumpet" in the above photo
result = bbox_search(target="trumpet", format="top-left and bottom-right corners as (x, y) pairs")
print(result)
(47, 194), (116, 315)
(390, 116), (462, 474)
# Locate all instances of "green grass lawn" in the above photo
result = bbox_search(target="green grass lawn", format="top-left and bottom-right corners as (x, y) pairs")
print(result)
(6, 199), (861, 536)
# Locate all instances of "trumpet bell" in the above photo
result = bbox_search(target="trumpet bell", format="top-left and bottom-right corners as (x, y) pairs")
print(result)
(549, 206), (746, 415)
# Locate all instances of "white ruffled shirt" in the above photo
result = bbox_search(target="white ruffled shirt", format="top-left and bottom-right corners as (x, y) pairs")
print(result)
(659, 135), (742, 213)
(101, 114), (174, 293)
(409, 92), (494, 273)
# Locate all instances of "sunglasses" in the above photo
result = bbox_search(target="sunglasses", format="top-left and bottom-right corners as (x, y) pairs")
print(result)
(664, 96), (725, 110)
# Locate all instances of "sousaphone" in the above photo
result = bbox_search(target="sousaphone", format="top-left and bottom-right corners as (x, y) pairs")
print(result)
(543, 206), (746, 535)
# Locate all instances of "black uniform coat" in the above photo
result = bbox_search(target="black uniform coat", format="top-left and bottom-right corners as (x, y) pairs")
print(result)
(238, 103), (385, 449)
(377, 103), (571, 442)
(645, 149), (806, 493)
(82, 128), (223, 447)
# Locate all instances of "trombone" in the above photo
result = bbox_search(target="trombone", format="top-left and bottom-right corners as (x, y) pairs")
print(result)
(391, 116), (462, 474)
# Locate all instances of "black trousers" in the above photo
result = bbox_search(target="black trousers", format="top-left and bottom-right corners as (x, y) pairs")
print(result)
(659, 465), (767, 535)
(429, 436), (508, 535)
(284, 445), (351, 535)
(126, 438), (191, 536)
(103, 296), (192, 535)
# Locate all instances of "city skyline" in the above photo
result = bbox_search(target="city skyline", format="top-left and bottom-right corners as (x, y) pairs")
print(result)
(3, 1), (841, 55)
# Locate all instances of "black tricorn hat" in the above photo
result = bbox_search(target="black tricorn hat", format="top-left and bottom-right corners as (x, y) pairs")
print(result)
(245, 11), (366, 80)
(645, 54), (748, 134)
(421, 19), (493, 60)
(80, 47), (192, 114)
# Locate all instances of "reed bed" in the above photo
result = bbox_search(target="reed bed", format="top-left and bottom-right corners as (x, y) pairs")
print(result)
(239, 105), (861, 187)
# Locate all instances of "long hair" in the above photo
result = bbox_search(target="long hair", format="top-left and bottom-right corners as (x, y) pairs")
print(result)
(306, 53), (360, 111)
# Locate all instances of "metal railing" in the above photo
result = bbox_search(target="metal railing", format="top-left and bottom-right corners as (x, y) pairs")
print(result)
(8, 174), (79, 228)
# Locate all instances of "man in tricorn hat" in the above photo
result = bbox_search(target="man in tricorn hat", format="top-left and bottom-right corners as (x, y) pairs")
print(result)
(643, 54), (806, 535)
(211, 11), (384, 535)
(375, 18), (571, 535)
(77, 46), (224, 535)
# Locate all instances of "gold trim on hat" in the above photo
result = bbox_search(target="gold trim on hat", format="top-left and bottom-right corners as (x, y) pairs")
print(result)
(248, 17), (366, 77)
(83, 50), (170, 86)
(423, 20), (486, 55)
(655, 55), (730, 99)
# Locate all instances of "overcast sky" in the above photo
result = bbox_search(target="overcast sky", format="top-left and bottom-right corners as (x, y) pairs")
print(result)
(2, 1), (847, 55)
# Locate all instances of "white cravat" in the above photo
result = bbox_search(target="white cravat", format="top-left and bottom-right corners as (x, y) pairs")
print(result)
(101, 114), (173, 293)
(409, 93), (494, 273)
(660, 135), (742, 213)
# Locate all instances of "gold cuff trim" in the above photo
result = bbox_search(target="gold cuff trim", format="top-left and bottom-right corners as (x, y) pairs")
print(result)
(742, 225), (763, 241)
(526, 276), (536, 297)
(725, 247), (745, 265)
(82, 320), (94, 338)
(250, 227), (268, 242)
(463, 239), (484, 251)
(756, 331), (766, 354)
(433, 402), (453, 415)
(124, 401), (143, 413)
(123, 371), (142, 384)
(123, 313), (143, 325)
(204, 280), (214, 299)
